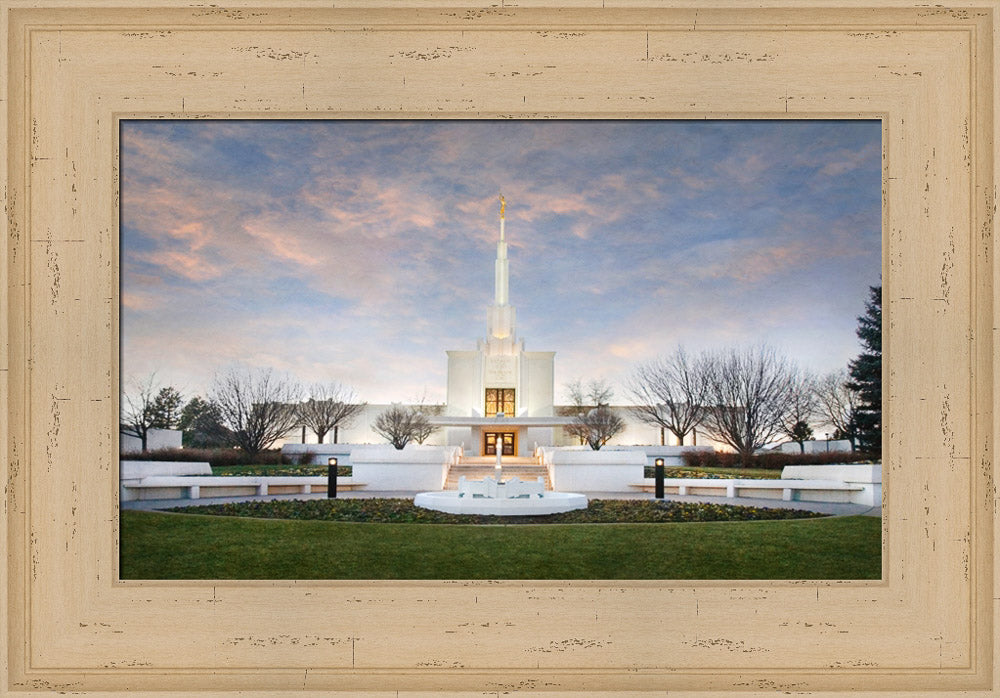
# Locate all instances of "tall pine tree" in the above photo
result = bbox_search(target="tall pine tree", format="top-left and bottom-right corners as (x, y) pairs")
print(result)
(848, 285), (881, 454)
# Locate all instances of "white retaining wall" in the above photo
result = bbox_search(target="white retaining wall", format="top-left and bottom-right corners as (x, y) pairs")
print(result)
(120, 428), (183, 453)
(280, 442), (356, 465)
(781, 463), (882, 506)
(120, 460), (213, 501)
(120, 460), (212, 478)
(778, 439), (853, 455)
(602, 444), (715, 466)
(350, 445), (460, 491)
(538, 447), (646, 492)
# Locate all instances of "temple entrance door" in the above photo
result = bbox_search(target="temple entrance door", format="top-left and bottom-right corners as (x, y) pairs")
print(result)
(483, 432), (516, 456)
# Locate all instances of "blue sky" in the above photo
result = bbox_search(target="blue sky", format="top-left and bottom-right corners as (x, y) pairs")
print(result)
(120, 119), (881, 404)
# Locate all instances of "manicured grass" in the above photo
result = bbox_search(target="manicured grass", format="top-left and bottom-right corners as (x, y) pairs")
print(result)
(120, 510), (881, 580)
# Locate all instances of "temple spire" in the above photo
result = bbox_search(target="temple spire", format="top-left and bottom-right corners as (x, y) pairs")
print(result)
(487, 193), (515, 343)
(494, 194), (509, 307)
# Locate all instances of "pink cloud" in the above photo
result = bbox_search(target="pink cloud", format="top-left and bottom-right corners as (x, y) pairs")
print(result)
(170, 221), (210, 250)
(140, 249), (223, 282)
(242, 221), (322, 268)
(121, 290), (160, 311)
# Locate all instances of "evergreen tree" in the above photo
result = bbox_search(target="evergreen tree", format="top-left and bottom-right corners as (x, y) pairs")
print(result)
(150, 386), (184, 429)
(178, 396), (231, 448)
(789, 420), (814, 454)
(847, 285), (881, 453)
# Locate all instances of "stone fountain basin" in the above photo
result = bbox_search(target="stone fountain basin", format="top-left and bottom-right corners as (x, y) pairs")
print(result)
(413, 490), (588, 516)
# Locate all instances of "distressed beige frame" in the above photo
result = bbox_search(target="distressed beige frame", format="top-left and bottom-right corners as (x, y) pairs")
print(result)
(2, 1), (996, 695)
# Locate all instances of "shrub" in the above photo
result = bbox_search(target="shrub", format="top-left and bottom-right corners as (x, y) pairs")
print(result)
(681, 449), (877, 471)
(120, 447), (285, 468)
(293, 449), (317, 466)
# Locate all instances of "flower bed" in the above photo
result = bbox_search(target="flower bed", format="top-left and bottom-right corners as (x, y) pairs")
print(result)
(643, 467), (770, 480)
(210, 464), (350, 477)
(167, 498), (826, 524)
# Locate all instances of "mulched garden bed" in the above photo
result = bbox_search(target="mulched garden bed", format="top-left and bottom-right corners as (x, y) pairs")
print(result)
(166, 498), (826, 525)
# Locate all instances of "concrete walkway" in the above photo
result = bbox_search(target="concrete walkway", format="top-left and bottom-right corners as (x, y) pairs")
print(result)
(121, 489), (880, 518)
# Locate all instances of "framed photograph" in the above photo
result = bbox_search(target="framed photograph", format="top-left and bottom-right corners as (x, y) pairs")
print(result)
(117, 117), (884, 583)
(3, 1), (996, 694)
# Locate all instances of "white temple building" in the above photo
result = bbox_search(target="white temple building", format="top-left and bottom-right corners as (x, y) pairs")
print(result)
(434, 195), (573, 456)
(285, 196), (690, 452)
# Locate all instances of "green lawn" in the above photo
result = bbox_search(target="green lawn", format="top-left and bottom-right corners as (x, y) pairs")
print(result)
(120, 510), (881, 580)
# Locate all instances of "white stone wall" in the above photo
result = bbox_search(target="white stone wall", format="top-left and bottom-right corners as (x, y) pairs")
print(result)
(280, 442), (356, 465)
(521, 351), (555, 417)
(119, 459), (212, 501)
(350, 445), (458, 491)
(781, 463), (882, 507)
(120, 428), (183, 453)
(287, 402), (735, 453)
(446, 351), (483, 417)
(288, 404), (447, 448)
(604, 444), (715, 466)
(539, 447), (646, 492)
(551, 406), (729, 451)
(778, 439), (853, 454)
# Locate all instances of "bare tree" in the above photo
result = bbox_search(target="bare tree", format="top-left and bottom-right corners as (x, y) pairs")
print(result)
(777, 370), (819, 453)
(627, 347), (707, 445)
(120, 374), (162, 452)
(565, 378), (614, 408)
(561, 379), (625, 449)
(561, 378), (615, 445)
(297, 382), (365, 444)
(699, 344), (798, 465)
(572, 406), (626, 451)
(409, 392), (444, 445)
(210, 366), (302, 457)
(373, 404), (433, 450)
(814, 369), (861, 451)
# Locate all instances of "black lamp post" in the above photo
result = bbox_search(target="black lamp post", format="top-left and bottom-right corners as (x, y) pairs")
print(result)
(654, 457), (665, 499)
(327, 457), (338, 498)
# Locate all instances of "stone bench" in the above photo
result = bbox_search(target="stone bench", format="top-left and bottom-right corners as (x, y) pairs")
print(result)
(120, 460), (213, 478)
(630, 478), (865, 503)
(458, 476), (545, 499)
(122, 476), (365, 501)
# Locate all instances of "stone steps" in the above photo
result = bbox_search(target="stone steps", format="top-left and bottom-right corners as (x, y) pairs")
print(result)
(444, 458), (551, 490)
(455, 456), (540, 466)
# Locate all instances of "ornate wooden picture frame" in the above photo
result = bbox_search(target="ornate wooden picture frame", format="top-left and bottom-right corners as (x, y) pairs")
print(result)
(2, 2), (996, 694)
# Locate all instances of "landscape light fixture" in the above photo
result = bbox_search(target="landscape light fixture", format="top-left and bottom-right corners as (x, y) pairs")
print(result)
(327, 457), (338, 498)
(654, 458), (665, 499)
